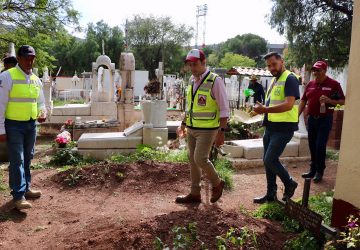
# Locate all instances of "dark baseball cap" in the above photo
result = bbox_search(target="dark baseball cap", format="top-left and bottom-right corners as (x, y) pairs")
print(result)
(312, 61), (327, 71)
(17, 45), (36, 57)
(185, 49), (205, 63)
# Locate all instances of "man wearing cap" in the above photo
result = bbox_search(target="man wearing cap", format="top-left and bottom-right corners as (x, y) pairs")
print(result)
(253, 52), (300, 204)
(176, 49), (229, 204)
(0, 45), (46, 210)
(299, 61), (345, 183)
(246, 74), (265, 104)
(1, 56), (18, 72)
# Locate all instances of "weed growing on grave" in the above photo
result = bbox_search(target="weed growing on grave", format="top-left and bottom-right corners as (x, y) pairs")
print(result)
(216, 227), (258, 249)
(50, 148), (82, 166)
(154, 222), (207, 250)
(64, 167), (82, 186)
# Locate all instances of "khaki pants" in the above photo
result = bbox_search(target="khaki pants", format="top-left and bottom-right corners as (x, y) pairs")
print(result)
(187, 128), (221, 195)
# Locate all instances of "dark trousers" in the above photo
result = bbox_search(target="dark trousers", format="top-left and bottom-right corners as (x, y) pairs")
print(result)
(5, 119), (36, 200)
(307, 115), (333, 174)
(263, 128), (294, 196)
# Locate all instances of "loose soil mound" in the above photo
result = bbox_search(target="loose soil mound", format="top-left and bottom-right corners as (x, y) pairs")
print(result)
(52, 162), (191, 193)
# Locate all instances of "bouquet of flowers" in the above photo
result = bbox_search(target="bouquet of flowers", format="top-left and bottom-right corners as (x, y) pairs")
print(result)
(64, 119), (73, 130)
(55, 131), (71, 148)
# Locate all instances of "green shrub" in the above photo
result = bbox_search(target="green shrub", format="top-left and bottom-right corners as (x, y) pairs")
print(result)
(50, 148), (82, 166)
(326, 150), (339, 161)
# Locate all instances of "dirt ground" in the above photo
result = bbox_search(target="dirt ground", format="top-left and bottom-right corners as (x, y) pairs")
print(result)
(0, 139), (338, 249)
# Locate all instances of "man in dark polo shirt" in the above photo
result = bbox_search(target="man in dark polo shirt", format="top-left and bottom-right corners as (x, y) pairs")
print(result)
(253, 52), (300, 204)
(299, 61), (345, 183)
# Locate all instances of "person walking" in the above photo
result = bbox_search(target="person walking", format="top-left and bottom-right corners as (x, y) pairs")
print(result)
(246, 74), (265, 104)
(0, 45), (47, 210)
(176, 49), (229, 204)
(299, 61), (345, 183)
(253, 52), (300, 203)
(1, 56), (18, 72)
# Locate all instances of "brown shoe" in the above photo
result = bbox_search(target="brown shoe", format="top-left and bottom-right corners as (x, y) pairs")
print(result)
(14, 199), (32, 210)
(175, 193), (201, 204)
(211, 180), (225, 203)
(25, 189), (42, 199)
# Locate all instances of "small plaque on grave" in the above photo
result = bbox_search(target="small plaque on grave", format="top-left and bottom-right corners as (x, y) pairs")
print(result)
(285, 199), (323, 237)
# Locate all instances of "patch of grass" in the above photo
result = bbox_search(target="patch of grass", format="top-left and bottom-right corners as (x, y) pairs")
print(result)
(56, 165), (73, 173)
(53, 99), (85, 107)
(214, 158), (234, 190)
(253, 202), (300, 233)
(284, 230), (321, 250)
(308, 191), (334, 225)
(30, 163), (52, 170)
(326, 150), (339, 161)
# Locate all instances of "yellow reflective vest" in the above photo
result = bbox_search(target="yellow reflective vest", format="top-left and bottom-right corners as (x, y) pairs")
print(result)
(265, 70), (299, 123)
(5, 67), (41, 121)
(185, 71), (220, 128)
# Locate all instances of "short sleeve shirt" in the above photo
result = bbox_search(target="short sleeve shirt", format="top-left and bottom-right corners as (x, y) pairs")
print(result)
(301, 77), (345, 116)
(263, 73), (300, 131)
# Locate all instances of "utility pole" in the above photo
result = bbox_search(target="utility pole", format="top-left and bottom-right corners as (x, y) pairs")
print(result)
(195, 4), (208, 49)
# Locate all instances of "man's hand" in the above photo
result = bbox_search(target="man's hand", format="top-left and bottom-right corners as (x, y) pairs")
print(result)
(253, 101), (266, 114)
(177, 124), (186, 139)
(320, 95), (331, 104)
(0, 134), (6, 142)
(215, 130), (225, 147)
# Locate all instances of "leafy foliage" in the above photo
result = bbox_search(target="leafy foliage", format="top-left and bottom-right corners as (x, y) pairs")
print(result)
(219, 52), (256, 69)
(269, 0), (353, 67)
(284, 230), (321, 250)
(50, 148), (82, 166)
(216, 227), (258, 249)
(126, 15), (193, 78)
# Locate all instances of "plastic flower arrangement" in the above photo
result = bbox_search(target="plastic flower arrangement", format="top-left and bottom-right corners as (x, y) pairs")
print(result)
(55, 131), (72, 148)
(64, 119), (74, 130)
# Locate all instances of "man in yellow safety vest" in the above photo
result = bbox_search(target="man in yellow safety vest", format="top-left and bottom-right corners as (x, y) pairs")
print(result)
(253, 52), (300, 204)
(0, 45), (46, 210)
(176, 49), (229, 204)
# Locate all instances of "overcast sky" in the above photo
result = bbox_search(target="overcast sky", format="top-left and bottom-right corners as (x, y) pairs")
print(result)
(71, 0), (286, 45)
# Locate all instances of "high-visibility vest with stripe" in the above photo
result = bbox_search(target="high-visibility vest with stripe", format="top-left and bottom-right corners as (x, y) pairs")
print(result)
(5, 67), (41, 121)
(265, 70), (299, 123)
(185, 71), (220, 128)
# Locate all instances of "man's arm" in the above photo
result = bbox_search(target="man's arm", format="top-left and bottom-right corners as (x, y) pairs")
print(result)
(212, 77), (229, 147)
(0, 72), (11, 141)
(298, 100), (307, 116)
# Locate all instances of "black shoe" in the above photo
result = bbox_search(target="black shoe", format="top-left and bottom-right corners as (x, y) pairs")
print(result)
(253, 194), (277, 204)
(301, 171), (316, 179)
(282, 180), (298, 201)
(313, 173), (323, 183)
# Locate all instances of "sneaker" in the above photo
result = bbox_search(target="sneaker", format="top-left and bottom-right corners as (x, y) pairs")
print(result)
(14, 199), (32, 210)
(210, 180), (225, 203)
(25, 189), (42, 199)
(175, 193), (201, 204)
(282, 180), (298, 201)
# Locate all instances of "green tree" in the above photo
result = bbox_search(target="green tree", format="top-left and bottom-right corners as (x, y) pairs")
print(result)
(222, 33), (268, 65)
(219, 52), (256, 69)
(207, 53), (220, 67)
(127, 15), (193, 78)
(269, 0), (353, 68)
(0, 0), (80, 72)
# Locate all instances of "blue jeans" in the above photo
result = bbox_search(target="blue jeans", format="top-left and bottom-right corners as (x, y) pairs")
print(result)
(5, 119), (36, 200)
(263, 128), (294, 196)
(307, 115), (333, 174)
